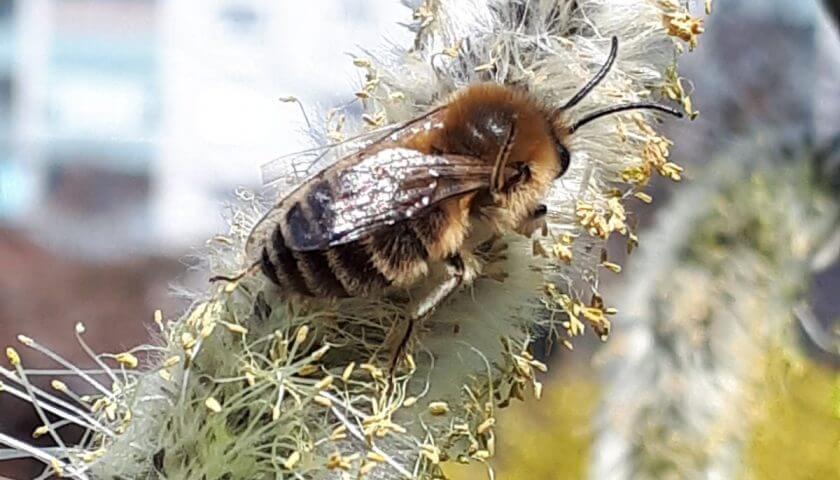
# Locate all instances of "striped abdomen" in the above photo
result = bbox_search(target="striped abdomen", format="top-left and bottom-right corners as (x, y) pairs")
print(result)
(260, 196), (471, 298)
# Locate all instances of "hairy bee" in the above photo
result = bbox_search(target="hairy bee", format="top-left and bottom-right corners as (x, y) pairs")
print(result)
(242, 37), (681, 317)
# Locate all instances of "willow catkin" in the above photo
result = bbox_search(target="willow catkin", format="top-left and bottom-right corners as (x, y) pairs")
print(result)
(591, 141), (838, 480)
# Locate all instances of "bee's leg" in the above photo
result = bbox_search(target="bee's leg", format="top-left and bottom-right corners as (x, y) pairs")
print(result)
(514, 203), (549, 238)
(474, 235), (509, 282)
(390, 253), (475, 373)
(502, 163), (531, 192)
(414, 253), (476, 318)
(491, 121), (517, 194)
(388, 314), (417, 380)
(475, 235), (502, 259)
(208, 259), (262, 283)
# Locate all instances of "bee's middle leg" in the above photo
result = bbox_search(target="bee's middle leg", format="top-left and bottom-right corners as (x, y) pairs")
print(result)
(414, 252), (477, 318)
(390, 252), (476, 372)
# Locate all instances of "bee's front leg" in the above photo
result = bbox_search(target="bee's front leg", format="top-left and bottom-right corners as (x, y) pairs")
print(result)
(502, 163), (531, 192)
(515, 203), (548, 237)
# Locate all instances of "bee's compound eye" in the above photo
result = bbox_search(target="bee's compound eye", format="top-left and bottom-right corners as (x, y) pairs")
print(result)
(555, 143), (571, 179)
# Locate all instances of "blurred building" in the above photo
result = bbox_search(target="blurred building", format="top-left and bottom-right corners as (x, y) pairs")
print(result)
(0, 0), (159, 259)
(0, 3), (410, 476)
(0, 0), (409, 259)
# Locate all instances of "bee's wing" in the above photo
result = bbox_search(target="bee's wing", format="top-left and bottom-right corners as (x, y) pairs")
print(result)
(260, 106), (447, 186)
(276, 147), (494, 251)
(260, 129), (387, 187)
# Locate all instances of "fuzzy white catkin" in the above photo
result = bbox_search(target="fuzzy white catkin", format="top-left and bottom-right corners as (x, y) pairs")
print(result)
(0, 1), (702, 479)
(590, 140), (838, 480)
(589, 3), (840, 477)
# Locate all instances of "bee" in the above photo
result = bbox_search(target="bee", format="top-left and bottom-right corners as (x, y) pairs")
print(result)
(239, 37), (681, 318)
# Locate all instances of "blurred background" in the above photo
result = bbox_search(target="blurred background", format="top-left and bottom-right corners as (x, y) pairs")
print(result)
(0, 0), (837, 478)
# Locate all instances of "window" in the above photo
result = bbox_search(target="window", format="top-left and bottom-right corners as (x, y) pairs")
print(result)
(45, 162), (150, 217)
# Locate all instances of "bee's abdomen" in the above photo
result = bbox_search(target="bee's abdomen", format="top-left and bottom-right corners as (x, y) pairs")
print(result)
(260, 227), (346, 297)
(261, 223), (433, 297)
(295, 249), (348, 298)
(261, 197), (471, 297)
(324, 243), (390, 296)
(260, 228), (313, 296)
(261, 226), (393, 298)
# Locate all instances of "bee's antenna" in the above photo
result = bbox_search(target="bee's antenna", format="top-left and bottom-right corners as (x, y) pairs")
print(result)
(556, 36), (619, 113)
(568, 103), (684, 133)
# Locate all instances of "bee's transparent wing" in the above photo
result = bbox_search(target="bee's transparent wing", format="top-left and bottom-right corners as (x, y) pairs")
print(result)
(260, 130), (386, 187)
(278, 148), (494, 251)
(260, 106), (448, 187)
